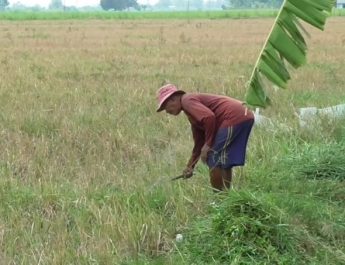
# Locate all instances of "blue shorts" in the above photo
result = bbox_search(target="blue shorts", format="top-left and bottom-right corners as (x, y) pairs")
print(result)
(207, 119), (254, 170)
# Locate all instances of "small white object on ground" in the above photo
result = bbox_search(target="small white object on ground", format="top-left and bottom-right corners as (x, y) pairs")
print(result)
(175, 234), (183, 242)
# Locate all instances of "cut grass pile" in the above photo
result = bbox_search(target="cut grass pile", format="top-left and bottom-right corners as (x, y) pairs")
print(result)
(179, 191), (301, 264)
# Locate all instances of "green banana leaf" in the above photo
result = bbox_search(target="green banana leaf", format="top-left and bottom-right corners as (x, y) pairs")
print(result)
(245, 0), (334, 108)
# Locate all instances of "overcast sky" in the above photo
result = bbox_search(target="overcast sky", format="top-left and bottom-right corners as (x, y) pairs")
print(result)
(8, 0), (159, 8)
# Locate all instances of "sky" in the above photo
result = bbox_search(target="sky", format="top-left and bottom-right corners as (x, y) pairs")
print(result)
(8, 0), (158, 8)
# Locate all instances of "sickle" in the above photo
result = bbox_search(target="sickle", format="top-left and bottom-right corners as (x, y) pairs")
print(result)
(171, 174), (185, 181)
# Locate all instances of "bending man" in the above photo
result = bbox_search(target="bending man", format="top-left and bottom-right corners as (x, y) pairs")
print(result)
(156, 84), (254, 191)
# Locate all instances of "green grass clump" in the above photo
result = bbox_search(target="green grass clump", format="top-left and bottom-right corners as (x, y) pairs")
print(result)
(288, 141), (345, 181)
(180, 191), (301, 264)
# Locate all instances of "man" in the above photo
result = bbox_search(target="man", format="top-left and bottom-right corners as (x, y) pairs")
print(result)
(156, 83), (254, 191)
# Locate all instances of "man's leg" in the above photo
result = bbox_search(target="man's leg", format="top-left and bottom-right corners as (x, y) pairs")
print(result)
(209, 167), (232, 191)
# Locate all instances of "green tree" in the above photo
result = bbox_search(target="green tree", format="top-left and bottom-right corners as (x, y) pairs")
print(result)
(100, 0), (139, 10)
(49, 0), (63, 10)
(0, 0), (9, 10)
(229, 0), (283, 8)
(207, 0), (227, 9)
(229, 0), (249, 8)
(264, 0), (283, 8)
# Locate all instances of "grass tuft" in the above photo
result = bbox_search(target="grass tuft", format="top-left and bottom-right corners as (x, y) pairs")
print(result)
(288, 141), (345, 181)
(180, 191), (301, 264)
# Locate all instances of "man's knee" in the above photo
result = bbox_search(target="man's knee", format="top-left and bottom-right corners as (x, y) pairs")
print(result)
(209, 167), (232, 191)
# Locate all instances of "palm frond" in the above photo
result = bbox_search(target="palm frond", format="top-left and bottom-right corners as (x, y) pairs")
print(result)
(245, 0), (334, 108)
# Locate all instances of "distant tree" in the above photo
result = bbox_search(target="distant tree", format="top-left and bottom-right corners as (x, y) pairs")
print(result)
(100, 0), (139, 11)
(271, 0), (284, 8)
(260, 0), (283, 8)
(229, 0), (283, 8)
(0, 0), (9, 10)
(141, 4), (148, 10)
(206, 0), (227, 9)
(49, 0), (63, 10)
(229, 0), (247, 8)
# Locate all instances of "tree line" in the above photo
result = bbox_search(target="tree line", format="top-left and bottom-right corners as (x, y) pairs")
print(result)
(99, 0), (285, 11)
(228, 0), (283, 8)
(0, 0), (293, 12)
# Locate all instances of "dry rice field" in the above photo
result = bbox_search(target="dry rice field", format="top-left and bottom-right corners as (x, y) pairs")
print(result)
(0, 17), (345, 264)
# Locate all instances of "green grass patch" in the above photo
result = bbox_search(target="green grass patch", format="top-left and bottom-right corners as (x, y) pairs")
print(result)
(287, 141), (345, 181)
(0, 10), (281, 21)
(20, 117), (60, 137)
(179, 191), (302, 264)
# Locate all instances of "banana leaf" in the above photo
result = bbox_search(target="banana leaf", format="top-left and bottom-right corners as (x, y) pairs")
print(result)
(245, 0), (334, 108)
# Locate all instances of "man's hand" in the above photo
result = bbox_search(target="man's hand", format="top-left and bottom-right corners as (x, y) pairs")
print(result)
(200, 144), (211, 164)
(182, 167), (194, 178)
